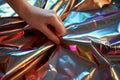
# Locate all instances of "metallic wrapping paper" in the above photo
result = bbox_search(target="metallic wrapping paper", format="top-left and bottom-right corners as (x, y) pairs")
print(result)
(0, 0), (120, 80)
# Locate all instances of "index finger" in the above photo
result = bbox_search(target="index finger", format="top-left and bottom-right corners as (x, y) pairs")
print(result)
(48, 15), (66, 36)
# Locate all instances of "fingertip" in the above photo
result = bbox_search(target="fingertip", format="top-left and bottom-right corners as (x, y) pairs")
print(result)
(63, 28), (67, 34)
(57, 23), (66, 36)
(53, 37), (60, 45)
(57, 28), (66, 37)
(46, 32), (60, 44)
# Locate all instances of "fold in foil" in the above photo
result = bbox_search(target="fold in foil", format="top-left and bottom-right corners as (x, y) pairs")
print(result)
(0, 0), (120, 80)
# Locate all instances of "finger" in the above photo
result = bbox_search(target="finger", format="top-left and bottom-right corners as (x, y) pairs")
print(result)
(48, 15), (66, 37)
(38, 25), (60, 44)
(57, 16), (63, 23)
(57, 16), (65, 36)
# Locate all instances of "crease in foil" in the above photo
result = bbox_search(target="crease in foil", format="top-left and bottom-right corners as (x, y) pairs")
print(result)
(0, 0), (120, 80)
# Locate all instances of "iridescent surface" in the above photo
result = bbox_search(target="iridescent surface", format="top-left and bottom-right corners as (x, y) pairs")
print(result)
(0, 0), (120, 80)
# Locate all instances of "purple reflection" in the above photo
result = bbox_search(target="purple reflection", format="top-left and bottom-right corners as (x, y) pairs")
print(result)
(69, 45), (77, 51)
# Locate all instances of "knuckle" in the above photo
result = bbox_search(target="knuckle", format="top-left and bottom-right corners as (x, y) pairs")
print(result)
(61, 30), (66, 35)
(62, 28), (66, 33)
(50, 10), (56, 14)
(48, 14), (56, 20)
(61, 28), (66, 35)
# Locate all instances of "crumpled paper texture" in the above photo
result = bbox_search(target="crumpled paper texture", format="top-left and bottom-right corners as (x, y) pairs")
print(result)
(0, 0), (120, 80)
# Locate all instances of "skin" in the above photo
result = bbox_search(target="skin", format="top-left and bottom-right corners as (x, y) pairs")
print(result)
(5, 0), (66, 44)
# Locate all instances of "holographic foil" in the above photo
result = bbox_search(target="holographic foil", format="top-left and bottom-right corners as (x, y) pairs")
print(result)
(0, 0), (120, 80)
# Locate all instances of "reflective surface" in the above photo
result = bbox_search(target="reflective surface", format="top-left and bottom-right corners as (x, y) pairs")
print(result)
(0, 0), (120, 80)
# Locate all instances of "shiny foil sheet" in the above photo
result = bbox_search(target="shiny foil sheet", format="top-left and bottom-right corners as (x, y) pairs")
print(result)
(0, 0), (120, 80)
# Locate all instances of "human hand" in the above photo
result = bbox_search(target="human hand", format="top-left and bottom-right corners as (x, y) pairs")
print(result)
(21, 5), (66, 44)
(5, 0), (66, 44)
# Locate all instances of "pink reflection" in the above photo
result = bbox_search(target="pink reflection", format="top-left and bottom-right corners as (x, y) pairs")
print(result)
(69, 45), (77, 51)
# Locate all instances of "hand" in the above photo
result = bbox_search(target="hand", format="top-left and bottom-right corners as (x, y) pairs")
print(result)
(22, 5), (66, 44)
(5, 0), (66, 44)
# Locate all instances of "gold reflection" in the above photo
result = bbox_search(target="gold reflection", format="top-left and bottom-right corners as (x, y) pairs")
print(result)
(111, 67), (119, 80)
(84, 68), (96, 80)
